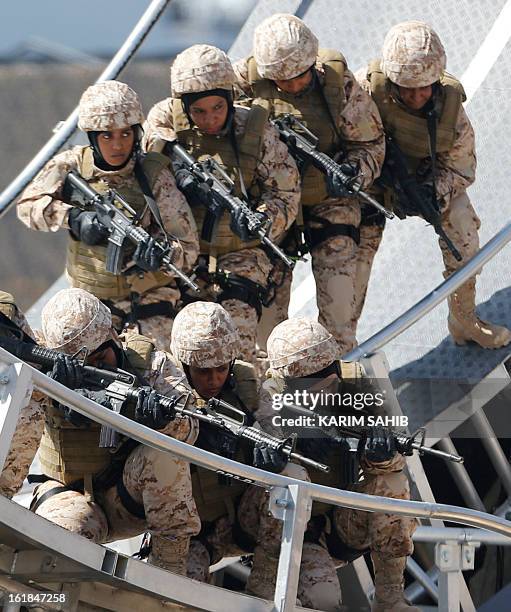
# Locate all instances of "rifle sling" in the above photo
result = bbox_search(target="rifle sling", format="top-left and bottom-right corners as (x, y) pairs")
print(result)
(134, 160), (170, 244)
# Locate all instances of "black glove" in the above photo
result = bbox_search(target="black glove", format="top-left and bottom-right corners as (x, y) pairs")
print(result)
(358, 426), (397, 463)
(326, 162), (359, 198)
(62, 388), (112, 427)
(174, 169), (209, 205)
(48, 354), (84, 389)
(252, 441), (288, 473)
(135, 387), (172, 430)
(296, 435), (335, 465)
(229, 208), (253, 242)
(132, 237), (167, 272)
(68, 208), (109, 245)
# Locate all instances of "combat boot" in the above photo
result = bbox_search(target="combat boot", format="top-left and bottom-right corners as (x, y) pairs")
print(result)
(148, 535), (190, 575)
(448, 279), (511, 349)
(371, 553), (420, 612)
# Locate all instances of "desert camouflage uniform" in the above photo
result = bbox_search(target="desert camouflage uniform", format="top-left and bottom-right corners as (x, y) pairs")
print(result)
(234, 14), (385, 354)
(30, 288), (200, 575)
(144, 45), (300, 367)
(17, 81), (199, 352)
(247, 318), (417, 612)
(353, 21), (510, 348)
(0, 292), (45, 499)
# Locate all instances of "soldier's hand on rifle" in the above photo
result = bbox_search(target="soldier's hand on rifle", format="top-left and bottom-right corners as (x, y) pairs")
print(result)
(135, 387), (173, 430)
(252, 441), (288, 473)
(62, 389), (112, 427)
(48, 354), (84, 389)
(133, 237), (167, 272)
(326, 162), (359, 198)
(359, 426), (397, 463)
(68, 209), (109, 245)
(229, 208), (252, 241)
(174, 168), (209, 205)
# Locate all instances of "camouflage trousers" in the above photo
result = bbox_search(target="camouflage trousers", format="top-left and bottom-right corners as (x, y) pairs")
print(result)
(32, 444), (200, 570)
(0, 395), (44, 499)
(256, 199), (363, 356)
(352, 191), (482, 336)
(107, 285), (181, 352)
(240, 464), (416, 610)
(180, 248), (273, 367)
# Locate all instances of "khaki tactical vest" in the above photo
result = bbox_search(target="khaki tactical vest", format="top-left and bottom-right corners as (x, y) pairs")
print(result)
(191, 360), (258, 523)
(66, 147), (171, 300)
(172, 99), (269, 255)
(368, 60), (465, 172)
(247, 49), (346, 205)
(39, 332), (155, 485)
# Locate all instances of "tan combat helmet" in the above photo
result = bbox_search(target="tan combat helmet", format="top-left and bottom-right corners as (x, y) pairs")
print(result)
(77, 80), (144, 132)
(267, 317), (339, 378)
(41, 288), (113, 355)
(253, 13), (318, 81)
(170, 301), (240, 368)
(381, 20), (446, 88)
(170, 44), (236, 98)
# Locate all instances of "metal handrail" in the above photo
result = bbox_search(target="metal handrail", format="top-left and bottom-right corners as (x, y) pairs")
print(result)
(0, 0), (172, 219)
(2, 346), (511, 539)
(344, 216), (511, 361)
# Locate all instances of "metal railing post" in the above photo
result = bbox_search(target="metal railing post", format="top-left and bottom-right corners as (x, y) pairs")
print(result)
(0, 362), (33, 473)
(436, 541), (477, 612)
(271, 485), (312, 612)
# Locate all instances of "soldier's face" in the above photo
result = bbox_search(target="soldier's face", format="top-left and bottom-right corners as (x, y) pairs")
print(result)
(188, 96), (229, 135)
(97, 127), (135, 166)
(397, 84), (433, 110)
(86, 346), (118, 369)
(188, 364), (230, 399)
(274, 69), (313, 95)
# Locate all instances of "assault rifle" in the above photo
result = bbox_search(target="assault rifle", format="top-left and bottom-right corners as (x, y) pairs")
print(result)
(382, 136), (462, 261)
(271, 114), (394, 220)
(0, 332), (329, 474)
(168, 141), (295, 269)
(280, 400), (463, 464)
(63, 171), (200, 291)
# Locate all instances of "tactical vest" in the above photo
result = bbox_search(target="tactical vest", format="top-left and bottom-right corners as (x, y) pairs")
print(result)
(368, 60), (465, 173)
(38, 332), (155, 485)
(191, 360), (258, 523)
(66, 147), (171, 300)
(247, 49), (346, 205)
(172, 99), (268, 255)
(268, 361), (364, 515)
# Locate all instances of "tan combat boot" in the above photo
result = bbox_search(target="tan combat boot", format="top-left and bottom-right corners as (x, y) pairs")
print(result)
(148, 535), (190, 575)
(448, 279), (511, 349)
(371, 553), (420, 612)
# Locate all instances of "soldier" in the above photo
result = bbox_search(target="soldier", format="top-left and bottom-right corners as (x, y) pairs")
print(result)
(17, 80), (199, 351)
(0, 292), (44, 499)
(247, 318), (418, 611)
(353, 20), (511, 348)
(144, 45), (300, 367)
(29, 288), (200, 574)
(234, 13), (385, 354)
(169, 301), (292, 582)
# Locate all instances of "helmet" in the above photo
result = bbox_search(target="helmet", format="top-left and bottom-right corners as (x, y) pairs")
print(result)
(171, 301), (240, 368)
(171, 44), (236, 98)
(382, 21), (446, 87)
(253, 13), (318, 80)
(41, 288), (112, 355)
(267, 318), (339, 378)
(78, 80), (144, 132)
